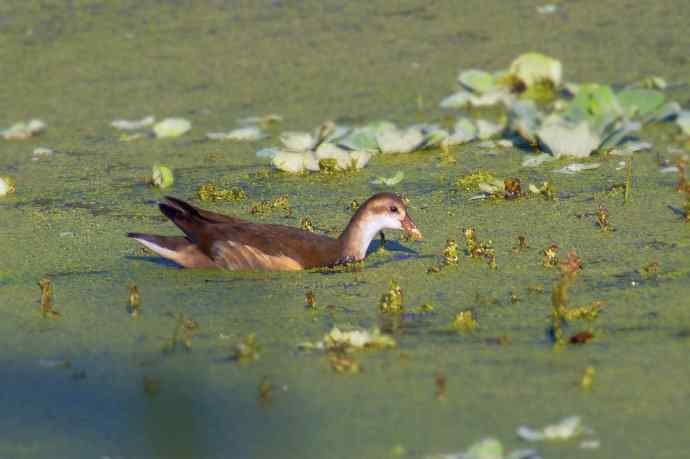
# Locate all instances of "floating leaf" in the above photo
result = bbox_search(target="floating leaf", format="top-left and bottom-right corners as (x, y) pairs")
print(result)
(517, 416), (586, 442)
(439, 91), (473, 109)
(445, 118), (478, 145)
(521, 153), (555, 168)
(509, 52), (562, 87)
(207, 126), (265, 142)
(111, 116), (155, 130)
(617, 88), (665, 118)
(564, 84), (621, 128)
(537, 119), (601, 158)
(0, 176), (16, 196)
(271, 151), (319, 173)
(476, 119), (503, 140)
(376, 126), (425, 154)
(371, 171), (404, 186)
(151, 164), (174, 188)
(153, 118), (191, 138)
(553, 163), (601, 174)
(1, 119), (46, 140)
(299, 327), (396, 351)
(458, 69), (497, 94)
(677, 111), (690, 136)
(280, 131), (317, 151)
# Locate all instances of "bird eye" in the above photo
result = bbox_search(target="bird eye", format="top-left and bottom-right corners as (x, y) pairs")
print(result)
(389, 205), (398, 213)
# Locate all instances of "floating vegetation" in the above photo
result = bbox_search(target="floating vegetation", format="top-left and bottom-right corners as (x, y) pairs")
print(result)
(163, 313), (200, 352)
(300, 217), (315, 233)
(527, 181), (556, 200)
(152, 117), (191, 138)
(239, 114), (283, 128)
(142, 376), (161, 397)
(370, 171), (405, 187)
(456, 170), (497, 192)
(553, 162), (601, 174)
(570, 331), (595, 344)
(624, 157), (633, 204)
(151, 164), (174, 189)
(435, 372), (447, 401)
(257, 376), (272, 408)
(111, 115), (155, 131)
(327, 352), (361, 374)
(1, 119), (46, 139)
(127, 282), (141, 319)
(464, 228), (497, 269)
(379, 280), (403, 313)
(196, 183), (247, 202)
(250, 195), (291, 215)
(517, 416), (589, 442)
(304, 288), (316, 309)
(443, 239), (459, 265)
(452, 310), (478, 332)
(677, 156), (690, 221)
(298, 327), (396, 351)
(677, 111), (690, 136)
(512, 236), (528, 256)
(503, 178), (523, 200)
(38, 277), (59, 319)
(596, 205), (615, 232)
(0, 176), (16, 197)
(231, 333), (260, 362)
(32, 147), (54, 160)
(425, 437), (539, 459)
(542, 244), (559, 267)
(581, 366), (595, 390)
(207, 126), (265, 142)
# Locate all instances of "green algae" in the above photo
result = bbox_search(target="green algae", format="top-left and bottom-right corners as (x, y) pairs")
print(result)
(0, 1), (690, 459)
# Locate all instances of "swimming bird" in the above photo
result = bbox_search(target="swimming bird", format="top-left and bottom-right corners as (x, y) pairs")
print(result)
(127, 192), (422, 271)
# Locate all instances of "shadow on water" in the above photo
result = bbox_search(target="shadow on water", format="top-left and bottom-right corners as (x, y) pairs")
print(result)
(0, 357), (321, 459)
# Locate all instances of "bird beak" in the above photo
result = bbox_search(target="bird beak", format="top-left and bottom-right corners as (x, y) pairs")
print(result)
(401, 214), (422, 240)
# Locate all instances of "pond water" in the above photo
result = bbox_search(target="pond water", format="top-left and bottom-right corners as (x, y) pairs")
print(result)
(1, 1), (690, 458)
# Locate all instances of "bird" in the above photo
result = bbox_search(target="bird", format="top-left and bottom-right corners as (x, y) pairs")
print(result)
(127, 192), (422, 271)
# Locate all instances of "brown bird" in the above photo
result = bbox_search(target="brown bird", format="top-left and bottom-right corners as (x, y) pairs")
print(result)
(127, 192), (422, 271)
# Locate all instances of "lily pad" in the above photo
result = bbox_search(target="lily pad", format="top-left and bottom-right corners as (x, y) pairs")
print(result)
(517, 416), (586, 442)
(151, 164), (174, 188)
(111, 116), (155, 130)
(207, 126), (265, 142)
(0, 176), (16, 196)
(677, 111), (690, 135)
(376, 126), (425, 154)
(458, 69), (497, 94)
(446, 118), (478, 145)
(537, 119), (601, 158)
(440, 91), (473, 109)
(371, 171), (404, 186)
(553, 163), (601, 174)
(617, 88), (665, 118)
(153, 118), (191, 138)
(1, 119), (46, 140)
(509, 52), (562, 87)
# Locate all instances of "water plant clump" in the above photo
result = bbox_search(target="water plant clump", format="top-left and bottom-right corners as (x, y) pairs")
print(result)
(127, 282), (141, 319)
(581, 366), (595, 390)
(542, 243), (560, 267)
(596, 205), (615, 232)
(38, 277), (59, 319)
(150, 164), (174, 189)
(456, 170), (497, 191)
(231, 333), (261, 362)
(163, 313), (200, 353)
(452, 310), (478, 332)
(0, 176), (16, 197)
(379, 280), (403, 313)
(512, 235), (529, 253)
(300, 217), (315, 232)
(428, 239), (459, 273)
(197, 183), (247, 202)
(304, 288), (317, 309)
(250, 195), (291, 215)
(463, 227), (497, 269)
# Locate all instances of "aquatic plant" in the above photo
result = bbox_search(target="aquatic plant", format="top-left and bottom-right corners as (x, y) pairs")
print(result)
(463, 228), (497, 269)
(111, 116), (155, 130)
(300, 217), (315, 233)
(596, 206), (614, 232)
(517, 416), (588, 442)
(370, 171), (404, 187)
(127, 282), (141, 319)
(163, 313), (199, 352)
(581, 366), (595, 390)
(298, 327), (396, 351)
(0, 176), (16, 197)
(435, 372), (447, 401)
(238, 114), (283, 128)
(443, 239), (459, 265)
(207, 126), (265, 142)
(250, 195), (291, 215)
(380, 280), (403, 313)
(231, 333), (260, 362)
(456, 170), (497, 192)
(327, 352), (361, 374)
(424, 437), (539, 459)
(1, 119), (46, 139)
(542, 244), (559, 267)
(304, 288), (316, 309)
(152, 118), (191, 138)
(452, 310), (478, 332)
(196, 183), (247, 202)
(527, 181), (556, 200)
(38, 277), (59, 319)
(151, 164), (174, 189)
(257, 376), (272, 407)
